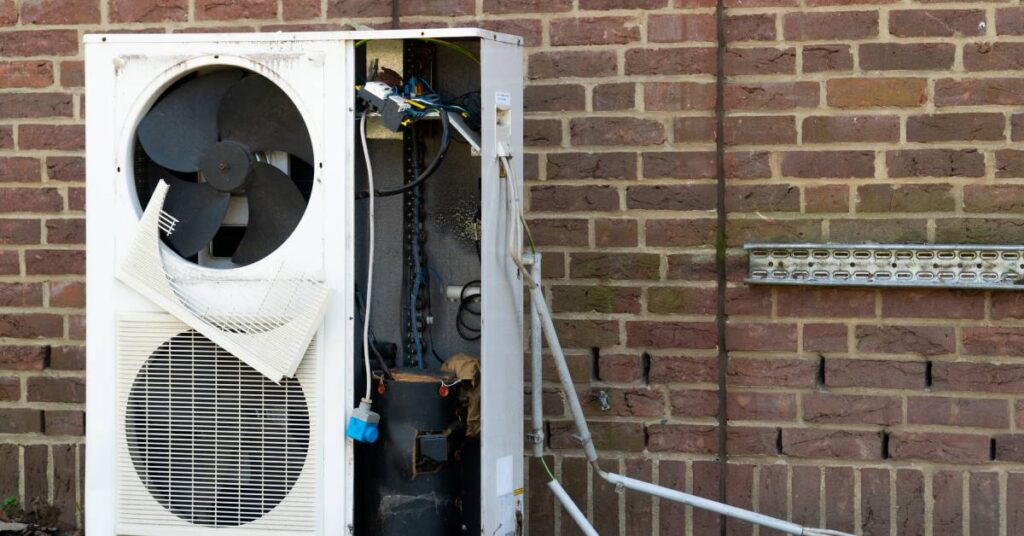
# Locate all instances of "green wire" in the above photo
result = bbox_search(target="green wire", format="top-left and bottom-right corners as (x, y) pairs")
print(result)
(538, 457), (556, 481)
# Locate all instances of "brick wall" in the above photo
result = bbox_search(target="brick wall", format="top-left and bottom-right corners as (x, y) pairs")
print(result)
(1, 0), (1023, 534)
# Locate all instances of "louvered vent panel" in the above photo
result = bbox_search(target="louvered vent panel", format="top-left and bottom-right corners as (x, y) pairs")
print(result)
(117, 315), (319, 534)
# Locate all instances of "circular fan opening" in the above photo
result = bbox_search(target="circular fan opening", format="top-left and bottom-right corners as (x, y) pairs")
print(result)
(126, 330), (310, 527)
(132, 66), (315, 268)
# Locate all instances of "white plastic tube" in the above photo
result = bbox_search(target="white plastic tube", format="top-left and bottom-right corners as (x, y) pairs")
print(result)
(547, 480), (598, 536)
(359, 114), (374, 402)
(529, 255), (544, 458)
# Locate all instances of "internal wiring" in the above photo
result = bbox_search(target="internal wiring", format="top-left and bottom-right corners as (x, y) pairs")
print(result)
(456, 280), (482, 341)
(359, 113), (375, 402)
(355, 110), (451, 199)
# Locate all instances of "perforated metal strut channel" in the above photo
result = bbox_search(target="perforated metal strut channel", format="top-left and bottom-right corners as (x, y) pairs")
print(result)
(746, 243), (1024, 290)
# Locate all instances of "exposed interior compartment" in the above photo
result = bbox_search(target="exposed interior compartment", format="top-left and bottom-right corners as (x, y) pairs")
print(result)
(351, 37), (484, 535)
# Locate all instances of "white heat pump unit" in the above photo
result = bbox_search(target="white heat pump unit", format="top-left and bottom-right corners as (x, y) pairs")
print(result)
(86, 30), (525, 535)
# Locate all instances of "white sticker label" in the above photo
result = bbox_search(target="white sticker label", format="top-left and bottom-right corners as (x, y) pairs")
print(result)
(496, 455), (513, 496)
(495, 91), (512, 109)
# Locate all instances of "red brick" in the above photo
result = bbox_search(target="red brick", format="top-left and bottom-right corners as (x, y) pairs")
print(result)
(624, 47), (716, 76)
(804, 323), (847, 352)
(627, 184), (715, 210)
(907, 113), (1004, 142)
(595, 218), (637, 247)
(909, 397), (1008, 429)
(964, 42), (1024, 71)
(666, 253), (718, 282)
(19, 124), (84, 150)
(668, 389), (718, 418)
(996, 149), (1024, 178)
(963, 327), (1024, 357)
(0, 313), (62, 338)
(0, 282), (41, 306)
(727, 391), (796, 421)
(643, 152), (715, 179)
(0, 1), (14, 25)
(44, 410), (83, 436)
(758, 465), (788, 530)
(593, 83), (634, 111)
(649, 355), (717, 384)
(964, 184), (1024, 214)
(728, 426), (780, 456)
(26, 249), (84, 275)
(547, 152), (636, 180)
(826, 467), (855, 534)
(860, 42), (954, 70)
(46, 218), (84, 245)
(692, 460), (722, 534)
(529, 50), (616, 79)
(802, 115), (899, 143)
(803, 393), (902, 425)
(0, 345), (46, 370)
(524, 118), (560, 146)
(936, 77), (1024, 107)
(0, 249), (16, 274)
(890, 9), (985, 37)
(805, 184), (850, 213)
(727, 322), (797, 352)
(581, 387), (662, 418)
(728, 358), (817, 388)
(994, 435), (1024, 462)
(803, 45), (853, 73)
(792, 466), (821, 528)
(0, 408), (41, 433)
(782, 429), (883, 460)
(49, 281), (84, 308)
(858, 183), (955, 213)
(46, 156), (83, 182)
(933, 362), (1024, 394)
(1011, 474), (1024, 534)
(196, 0), (276, 19)
(933, 471), (964, 534)
(280, 0), (319, 19)
(483, 0), (571, 13)
(968, 472), (999, 535)
(861, 468), (891, 536)
(646, 219), (716, 247)
(886, 149), (985, 177)
(0, 156), (40, 182)
(478, 19), (543, 47)
(0, 376), (17, 401)
(0, 30), (78, 57)
(725, 14), (775, 42)
(997, 7), (1024, 35)
(0, 219), (41, 245)
(0, 187), (62, 212)
(827, 77), (927, 108)
(890, 432), (989, 464)
(825, 359), (925, 390)
(552, 319), (620, 348)
(648, 13), (715, 42)
(856, 325), (954, 356)
(647, 423), (717, 453)
(0, 61), (53, 88)
(783, 11), (878, 40)
(990, 292), (1024, 319)
(777, 288), (875, 317)
(648, 286), (714, 315)
(22, 0), (99, 24)
(109, 0), (187, 21)
(725, 285), (772, 316)
(781, 150), (874, 178)
(550, 420), (644, 451)
(598, 354), (641, 383)
(28, 376), (84, 403)
(627, 321), (716, 349)
(725, 47), (796, 76)
(830, 218), (928, 243)
(530, 185), (617, 212)
(724, 82), (818, 110)
(726, 152), (772, 179)
(644, 82), (715, 111)
(552, 285), (640, 314)
(571, 117), (665, 146)
(571, 252), (659, 280)
(895, 470), (926, 535)
(936, 218), (1024, 244)
(525, 84), (584, 112)
(551, 16), (639, 46)
(883, 289), (985, 320)
(658, 461), (687, 534)
(0, 93), (71, 118)
(724, 115), (796, 145)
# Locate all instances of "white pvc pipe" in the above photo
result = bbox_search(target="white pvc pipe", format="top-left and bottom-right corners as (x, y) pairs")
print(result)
(600, 472), (804, 535)
(547, 480), (598, 536)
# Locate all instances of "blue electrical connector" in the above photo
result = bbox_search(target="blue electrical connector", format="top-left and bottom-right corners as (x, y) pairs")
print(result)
(346, 399), (380, 443)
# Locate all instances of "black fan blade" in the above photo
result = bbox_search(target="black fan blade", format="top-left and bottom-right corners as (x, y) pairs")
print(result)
(232, 163), (306, 264)
(148, 164), (231, 258)
(218, 76), (314, 165)
(137, 70), (243, 173)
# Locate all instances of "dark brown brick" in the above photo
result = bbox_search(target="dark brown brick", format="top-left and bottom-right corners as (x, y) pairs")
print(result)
(528, 218), (588, 247)
(669, 389), (718, 417)
(0, 313), (62, 338)
(802, 115), (899, 143)
(825, 359), (926, 390)
(646, 219), (716, 247)
(882, 289), (985, 320)
(648, 286), (715, 315)
(648, 13), (715, 42)
(530, 185), (618, 212)
(570, 252), (659, 280)
(727, 391), (796, 421)
(196, 0), (276, 19)
(781, 150), (874, 178)
(997, 7), (1024, 35)
(777, 288), (874, 317)
(0, 376), (17, 401)
(890, 9), (985, 37)
(0, 30), (77, 57)
(996, 149), (1024, 178)
(552, 285), (640, 314)
(524, 84), (584, 112)
(830, 218), (928, 243)
(44, 410), (83, 436)
(26, 249), (84, 275)
(896, 470), (926, 535)
(553, 319), (620, 348)
(626, 321), (716, 349)
(593, 83), (634, 111)
(627, 184), (715, 210)
(483, 0), (571, 13)
(529, 50), (617, 79)
(0, 93), (71, 118)
(861, 468), (891, 536)
(0, 219), (41, 245)
(964, 42), (1024, 71)
(643, 152), (715, 179)
(644, 82), (715, 111)
(963, 327), (1024, 357)
(649, 354), (717, 384)
(725, 47), (796, 76)
(783, 11), (878, 40)
(550, 421), (644, 451)
(595, 218), (637, 247)
(727, 322), (797, 351)
(19, 124), (84, 150)
(782, 429), (883, 460)
(856, 325), (954, 356)
(547, 152), (636, 180)
(625, 47), (716, 76)
(890, 432), (989, 464)
(570, 117), (665, 146)
(524, 118), (560, 147)
(550, 16), (640, 46)
(725, 14), (775, 41)
(728, 358), (817, 388)
(907, 113), (1005, 142)
(110, 0), (187, 21)
(647, 423), (717, 453)
(28, 376), (84, 403)
(803, 394), (902, 425)
(909, 397), (1008, 429)
(857, 183), (955, 213)
(0, 408), (42, 433)
(599, 354), (642, 383)
(724, 115), (797, 145)
(805, 184), (850, 213)
(804, 323), (848, 352)
(22, 0), (99, 24)
(725, 82), (819, 110)
(886, 149), (985, 177)
(792, 466), (821, 528)
(935, 77), (1024, 107)
(826, 467), (855, 534)
(860, 42), (955, 71)
(933, 471), (964, 534)
(803, 45), (853, 73)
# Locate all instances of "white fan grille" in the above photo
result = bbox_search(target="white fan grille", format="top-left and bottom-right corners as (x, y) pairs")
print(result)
(118, 315), (319, 533)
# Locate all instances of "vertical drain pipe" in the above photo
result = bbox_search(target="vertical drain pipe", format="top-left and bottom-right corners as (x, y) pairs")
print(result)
(713, 0), (730, 530)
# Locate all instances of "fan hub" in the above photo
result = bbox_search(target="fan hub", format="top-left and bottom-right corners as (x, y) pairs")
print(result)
(200, 140), (253, 192)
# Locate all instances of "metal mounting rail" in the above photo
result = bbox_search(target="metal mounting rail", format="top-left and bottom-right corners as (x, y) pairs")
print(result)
(746, 243), (1024, 290)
